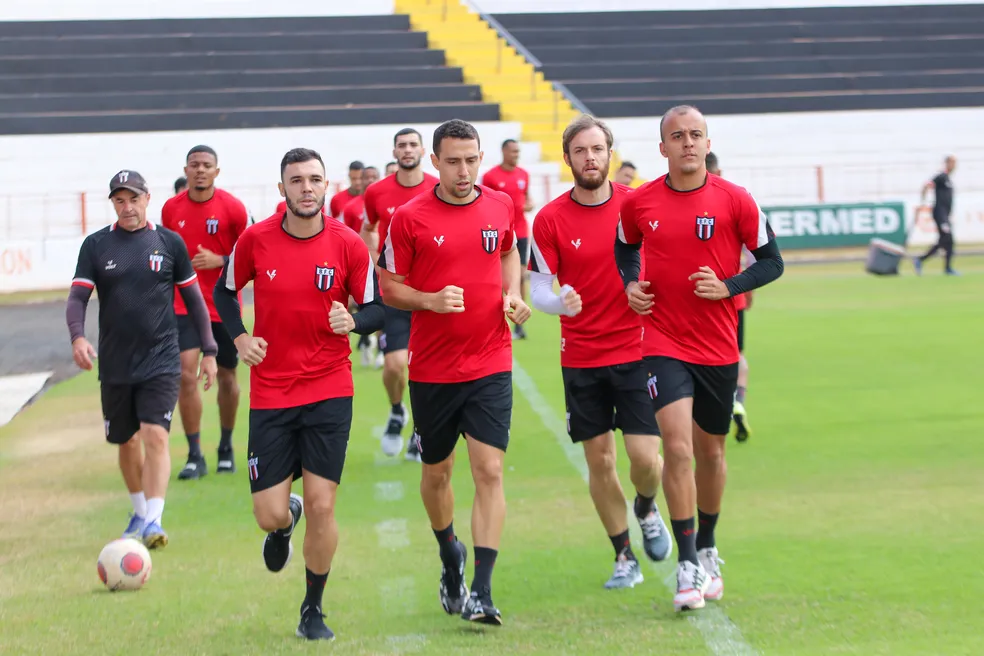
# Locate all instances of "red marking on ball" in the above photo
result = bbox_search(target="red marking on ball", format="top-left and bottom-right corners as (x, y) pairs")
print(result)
(98, 562), (108, 584)
(121, 552), (144, 576)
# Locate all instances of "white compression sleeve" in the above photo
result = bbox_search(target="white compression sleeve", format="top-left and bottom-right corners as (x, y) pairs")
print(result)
(530, 270), (576, 316)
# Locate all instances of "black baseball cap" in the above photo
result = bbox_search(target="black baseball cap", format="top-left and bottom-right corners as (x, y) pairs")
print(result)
(108, 170), (149, 198)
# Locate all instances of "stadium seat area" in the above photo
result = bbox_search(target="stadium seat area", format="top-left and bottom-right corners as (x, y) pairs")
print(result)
(493, 4), (984, 116)
(0, 15), (500, 135)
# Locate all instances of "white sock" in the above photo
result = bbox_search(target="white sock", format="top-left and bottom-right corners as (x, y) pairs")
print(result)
(145, 497), (165, 525)
(129, 492), (147, 518)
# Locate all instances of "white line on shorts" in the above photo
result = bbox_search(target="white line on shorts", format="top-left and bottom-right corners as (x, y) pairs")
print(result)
(512, 359), (759, 656)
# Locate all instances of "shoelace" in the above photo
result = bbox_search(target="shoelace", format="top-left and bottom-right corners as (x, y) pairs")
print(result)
(639, 512), (663, 539)
(677, 561), (702, 589)
(613, 557), (636, 580)
(701, 550), (724, 577)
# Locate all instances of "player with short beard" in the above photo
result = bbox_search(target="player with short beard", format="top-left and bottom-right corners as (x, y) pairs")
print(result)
(214, 148), (384, 641)
(528, 116), (672, 591)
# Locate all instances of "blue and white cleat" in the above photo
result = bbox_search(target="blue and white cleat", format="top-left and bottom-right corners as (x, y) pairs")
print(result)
(122, 513), (145, 540)
(142, 520), (168, 550)
(639, 507), (673, 562)
(604, 553), (644, 589)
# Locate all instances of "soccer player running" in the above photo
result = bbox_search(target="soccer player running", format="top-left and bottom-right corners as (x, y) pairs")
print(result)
(380, 119), (531, 625)
(67, 170), (218, 549)
(328, 160), (365, 218)
(706, 151), (753, 442)
(361, 128), (439, 461)
(481, 139), (534, 340)
(163, 145), (250, 480)
(614, 161), (637, 186)
(214, 148), (384, 641)
(914, 155), (958, 275)
(615, 106), (784, 611)
(340, 165), (383, 368)
(528, 116), (672, 590)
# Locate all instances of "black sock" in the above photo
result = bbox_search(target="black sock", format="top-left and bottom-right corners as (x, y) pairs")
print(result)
(303, 568), (329, 611)
(391, 402), (403, 415)
(186, 432), (201, 458)
(671, 517), (698, 565)
(219, 428), (233, 452)
(633, 493), (654, 519)
(433, 522), (458, 562)
(471, 547), (498, 594)
(696, 509), (719, 551)
(736, 386), (747, 404)
(609, 530), (635, 560)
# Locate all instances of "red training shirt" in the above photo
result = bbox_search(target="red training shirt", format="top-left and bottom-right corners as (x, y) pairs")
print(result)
(481, 164), (530, 239)
(617, 174), (773, 366)
(339, 195), (367, 234)
(362, 173), (439, 255)
(225, 215), (379, 409)
(161, 188), (249, 322)
(384, 185), (516, 384)
(529, 182), (643, 368)
(329, 187), (359, 218)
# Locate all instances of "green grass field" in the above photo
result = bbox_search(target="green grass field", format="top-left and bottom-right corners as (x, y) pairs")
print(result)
(1, 258), (982, 656)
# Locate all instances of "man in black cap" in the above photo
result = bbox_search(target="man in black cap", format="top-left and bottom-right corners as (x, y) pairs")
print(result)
(66, 169), (218, 549)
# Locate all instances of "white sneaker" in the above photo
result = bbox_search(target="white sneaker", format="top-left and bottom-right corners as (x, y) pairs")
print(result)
(380, 405), (409, 457)
(373, 352), (385, 369)
(673, 560), (710, 612)
(698, 547), (724, 601)
(360, 344), (371, 367)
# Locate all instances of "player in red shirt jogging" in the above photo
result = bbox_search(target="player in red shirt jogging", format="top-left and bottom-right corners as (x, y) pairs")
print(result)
(481, 139), (534, 340)
(528, 116), (672, 591)
(161, 145), (249, 480)
(706, 152), (754, 443)
(615, 106), (784, 612)
(381, 119), (531, 625)
(361, 128), (439, 462)
(340, 166), (383, 367)
(214, 149), (384, 641)
(328, 160), (365, 218)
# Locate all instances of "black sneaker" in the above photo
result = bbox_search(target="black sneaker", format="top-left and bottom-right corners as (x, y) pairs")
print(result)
(405, 432), (423, 463)
(177, 454), (207, 480)
(296, 604), (334, 641)
(216, 448), (236, 473)
(512, 324), (527, 340)
(263, 493), (303, 572)
(439, 540), (468, 615)
(461, 587), (502, 625)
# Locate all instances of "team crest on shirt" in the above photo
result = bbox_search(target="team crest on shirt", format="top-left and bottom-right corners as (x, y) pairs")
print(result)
(149, 251), (164, 272)
(695, 213), (716, 241)
(314, 262), (335, 292)
(481, 225), (499, 254)
(206, 216), (219, 235)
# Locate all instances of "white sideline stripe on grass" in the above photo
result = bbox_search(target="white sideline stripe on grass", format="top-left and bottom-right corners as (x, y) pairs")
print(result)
(512, 360), (759, 656)
(0, 371), (52, 427)
(375, 481), (405, 502)
(375, 518), (411, 549)
(386, 633), (428, 653)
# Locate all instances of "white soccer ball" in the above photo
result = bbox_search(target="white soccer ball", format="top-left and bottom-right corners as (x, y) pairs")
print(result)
(97, 538), (152, 591)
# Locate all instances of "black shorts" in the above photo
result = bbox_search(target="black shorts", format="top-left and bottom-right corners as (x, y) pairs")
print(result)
(247, 397), (352, 493)
(562, 361), (660, 442)
(737, 310), (745, 353)
(101, 375), (180, 445)
(645, 356), (738, 436)
(380, 305), (411, 355)
(177, 315), (238, 369)
(517, 237), (529, 267)
(408, 372), (512, 465)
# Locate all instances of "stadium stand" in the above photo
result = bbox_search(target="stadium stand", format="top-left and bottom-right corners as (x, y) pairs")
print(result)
(0, 15), (500, 135)
(492, 4), (984, 117)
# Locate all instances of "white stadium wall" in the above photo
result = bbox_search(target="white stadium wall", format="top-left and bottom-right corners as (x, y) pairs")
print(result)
(0, 0), (394, 21)
(0, 121), (560, 293)
(606, 108), (984, 248)
(476, 0), (983, 13)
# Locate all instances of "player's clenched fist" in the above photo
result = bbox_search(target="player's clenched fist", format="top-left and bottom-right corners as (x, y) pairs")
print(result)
(234, 334), (268, 367)
(689, 266), (730, 300)
(329, 301), (356, 335)
(560, 286), (582, 316)
(72, 336), (97, 371)
(429, 285), (465, 313)
(626, 280), (654, 315)
(504, 293), (531, 325)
